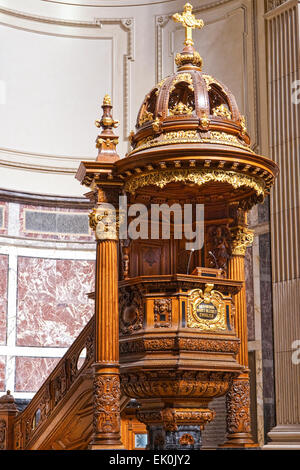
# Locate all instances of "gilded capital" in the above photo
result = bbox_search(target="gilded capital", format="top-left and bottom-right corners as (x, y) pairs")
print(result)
(230, 227), (254, 256)
(89, 206), (118, 241)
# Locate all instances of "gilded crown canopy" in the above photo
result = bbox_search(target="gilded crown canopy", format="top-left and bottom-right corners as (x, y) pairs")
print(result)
(115, 3), (278, 210)
(130, 4), (250, 158)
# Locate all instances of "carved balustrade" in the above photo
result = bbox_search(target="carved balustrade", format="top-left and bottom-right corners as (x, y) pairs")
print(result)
(13, 317), (95, 449)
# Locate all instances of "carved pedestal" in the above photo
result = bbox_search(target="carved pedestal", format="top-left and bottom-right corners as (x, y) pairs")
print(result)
(137, 407), (215, 450)
(119, 276), (243, 450)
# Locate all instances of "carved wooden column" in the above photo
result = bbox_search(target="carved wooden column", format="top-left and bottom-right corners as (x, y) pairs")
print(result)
(0, 391), (18, 450)
(89, 192), (124, 450)
(222, 225), (256, 447)
(76, 95), (124, 450)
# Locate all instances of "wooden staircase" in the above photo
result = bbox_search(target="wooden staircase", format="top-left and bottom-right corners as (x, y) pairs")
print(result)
(12, 316), (130, 450)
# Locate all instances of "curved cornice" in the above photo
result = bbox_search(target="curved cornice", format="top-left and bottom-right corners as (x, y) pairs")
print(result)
(0, 147), (94, 174)
(42, 0), (177, 6)
(0, 0), (234, 23)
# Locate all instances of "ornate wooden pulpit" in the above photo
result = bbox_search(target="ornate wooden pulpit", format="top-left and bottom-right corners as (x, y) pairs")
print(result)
(75, 3), (278, 451)
(0, 3), (279, 451)
(0, 2), (279, 452)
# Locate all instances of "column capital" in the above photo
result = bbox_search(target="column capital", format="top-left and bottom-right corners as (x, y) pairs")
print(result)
(230, 227), (254, 257)
(89, 206), (119, 241)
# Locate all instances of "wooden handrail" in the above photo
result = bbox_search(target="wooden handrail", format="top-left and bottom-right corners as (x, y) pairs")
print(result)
(14, 316), (95, 449)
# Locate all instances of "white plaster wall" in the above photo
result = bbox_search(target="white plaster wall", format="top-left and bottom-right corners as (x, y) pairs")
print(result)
(0, 28), (112, 157)
(0, 0), (262, 197)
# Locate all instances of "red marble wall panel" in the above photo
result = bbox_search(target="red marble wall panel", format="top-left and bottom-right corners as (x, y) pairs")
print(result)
(15, 357), (60, 392)
(17, 257), (95, 347)
(0, 201), (8, 236)
(0, 356), (5, 391)
(0, 254), (8, 346)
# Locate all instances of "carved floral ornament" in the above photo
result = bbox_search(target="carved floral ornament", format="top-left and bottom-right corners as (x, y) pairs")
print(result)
(119, 287), (143, 335)
(0, 420), (6, 450)
(226, 378), (251, 434)
(121, 370), (233, 400)
(137, 407), (215, 432)
(93, 374), (121, 435)
(124, 168), (265, 198)
(231, 227), (254, 256)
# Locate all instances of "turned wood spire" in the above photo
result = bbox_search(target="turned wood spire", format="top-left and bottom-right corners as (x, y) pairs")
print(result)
(94, 94), (120, 163)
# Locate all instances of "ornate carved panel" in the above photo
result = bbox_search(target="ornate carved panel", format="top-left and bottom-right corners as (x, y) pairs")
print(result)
(119, 287), (143, 336)
(93, 374), (121, 436)
(154, 298), (172, 328)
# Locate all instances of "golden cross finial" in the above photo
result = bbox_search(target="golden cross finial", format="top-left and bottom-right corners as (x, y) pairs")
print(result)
(172, 3), (204, 47)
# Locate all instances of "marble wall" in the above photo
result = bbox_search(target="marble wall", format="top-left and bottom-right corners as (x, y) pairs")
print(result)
(0, 195), (95, 399)
(259, 232), (276, 441)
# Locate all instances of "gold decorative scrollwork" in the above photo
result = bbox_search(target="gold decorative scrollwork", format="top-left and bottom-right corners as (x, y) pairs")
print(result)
(169, 73), (194, 93)
(89, 207), (118, 241)
(169, 102), (194, 116)
(202, 74), (226, 94)
(230, 227), (254, 256)
(187, 284), (229, 331)
(200, 113), (210, 129)
(129, 129), (253, 155)
(124, 168), (265, 198)
(240, 115), (247, 135)
(139, 110), (154, 126)
(207, 131), (249, 148)
(175, 50), (202, 69)
(213, 104), (232, 119)
(96, 137), (119, 148)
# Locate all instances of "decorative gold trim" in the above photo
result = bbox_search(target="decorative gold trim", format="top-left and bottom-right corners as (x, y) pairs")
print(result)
(164, 130), (198, 140)
(213, 105), (232, 119)
(169, 102), (194, 116)
(152, 118), (161, 133)
(200, 113), (210, 129)
(187, 284), (228, 331)
(131, 130), (254, 155)
(240, 115), (247, 135)
(175, 51), (202, 69)
(139, 110), (154, 127)
(169, 73), (194, 93)
(96, 137), (119, 148)
(202, 74), (226, 94)
(124, 168), (265, 196)
(230, 227), (254, 256)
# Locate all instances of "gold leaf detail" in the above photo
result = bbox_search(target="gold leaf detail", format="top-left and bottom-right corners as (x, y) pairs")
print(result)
(124, 168), (265, 197)
(213, 104), (232, 119)
(169, 102), (193, 116)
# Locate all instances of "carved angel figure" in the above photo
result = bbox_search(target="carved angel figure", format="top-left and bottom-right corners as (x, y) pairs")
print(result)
(207, 225), (232, 270)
